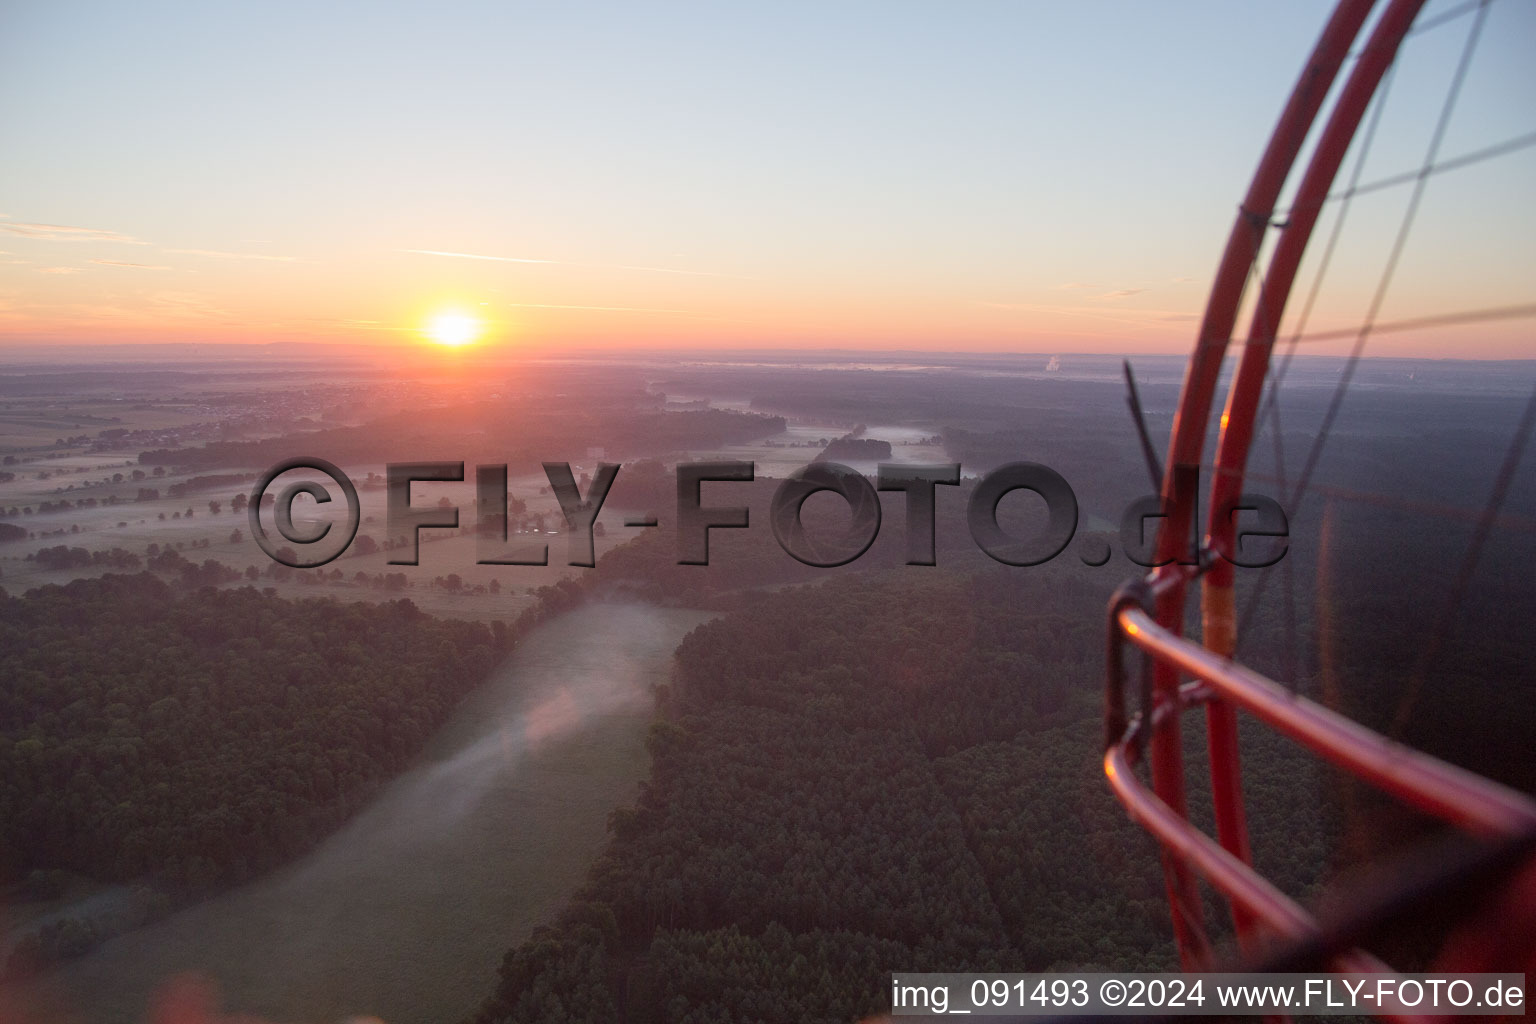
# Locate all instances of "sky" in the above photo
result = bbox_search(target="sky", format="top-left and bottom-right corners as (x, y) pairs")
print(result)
(1, 0), (1532, 357)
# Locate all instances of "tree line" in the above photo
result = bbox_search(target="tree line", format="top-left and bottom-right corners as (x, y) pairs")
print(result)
(0, 572), (509, 976)
(467, 567), (1344, 1023)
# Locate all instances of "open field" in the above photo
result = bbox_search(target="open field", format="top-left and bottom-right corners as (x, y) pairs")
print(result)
(0, 458), (636, 618)
(0, 403), (207, 453)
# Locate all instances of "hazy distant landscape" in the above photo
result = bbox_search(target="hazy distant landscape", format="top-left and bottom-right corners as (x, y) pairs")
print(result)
(0, 348), (1531, 1022)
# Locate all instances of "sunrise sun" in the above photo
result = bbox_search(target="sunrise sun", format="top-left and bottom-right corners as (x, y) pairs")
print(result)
(424, 311), (482, 347)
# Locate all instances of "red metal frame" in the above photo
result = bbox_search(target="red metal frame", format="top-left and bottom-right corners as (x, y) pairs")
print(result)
(1107, 0), (1536, 992)
(1201, 0), (1428, 954)
(1138, 0), (1376, 966)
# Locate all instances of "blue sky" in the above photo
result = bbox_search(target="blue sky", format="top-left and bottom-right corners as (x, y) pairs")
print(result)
(1, 1), (1531, 355)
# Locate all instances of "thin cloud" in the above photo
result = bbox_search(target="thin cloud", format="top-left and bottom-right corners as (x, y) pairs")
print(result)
(505, 300), (755, 323)
(149, 291), (231, 319)
(163, 248), (301, 262)
(90, 258), (172, 270)
(1058, 278), (1192, 298)
(401, 248), (749, 279)
(1, 221), (145, 244)
(403, 248), (556, 265)
(38, 266), (80, 274)
(509, 301), (701, 314)
(598, 261), (745, 279)
(980, 299), (1195, 329)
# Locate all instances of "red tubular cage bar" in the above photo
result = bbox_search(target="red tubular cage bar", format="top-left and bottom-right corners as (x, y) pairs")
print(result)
(1102, 0), (1536, 1004)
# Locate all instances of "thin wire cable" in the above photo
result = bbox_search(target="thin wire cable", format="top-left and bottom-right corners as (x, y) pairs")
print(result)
(1277, 0), (1496, 738)
(1389, 384), (1536, 736)
(1262, 60), (1400, 476)
(1248, 258), (1304, 684)
(1285, 0), (1491, 520)
(1218, 466), (1536, 535)
(1247, 301), (1536, 346)
(1277, 129), (1536, 214)
(1265, 389), (1300, 688)
(1235, 59), (1401, 650)
(1357, 0), (1488, 54)
(1234, 3), (1525, 656)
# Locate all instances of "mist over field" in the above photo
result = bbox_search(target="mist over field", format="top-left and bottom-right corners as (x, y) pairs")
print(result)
(0, 346), (1530, 1021)
(6, 600), (708, 1023)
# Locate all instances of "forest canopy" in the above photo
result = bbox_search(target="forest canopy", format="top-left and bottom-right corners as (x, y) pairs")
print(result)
(0, 573), (505, 892)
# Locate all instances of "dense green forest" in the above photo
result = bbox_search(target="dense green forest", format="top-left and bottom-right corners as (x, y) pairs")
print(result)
(468, 569), (1338, 1023)
(0, 573), (507, 971)
(587, 473), (1124, 610)
(479, 414), (1535, 1023)
(5, 362), (1528, 1016)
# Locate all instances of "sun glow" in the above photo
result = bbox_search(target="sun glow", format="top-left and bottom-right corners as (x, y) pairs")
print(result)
(424, 311), (482, 347)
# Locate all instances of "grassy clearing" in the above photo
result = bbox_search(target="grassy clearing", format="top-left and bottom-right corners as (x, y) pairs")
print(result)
(0, 459), (640, 619)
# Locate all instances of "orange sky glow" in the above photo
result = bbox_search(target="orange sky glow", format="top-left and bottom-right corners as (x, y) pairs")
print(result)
(1, 2), (1531, 359)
